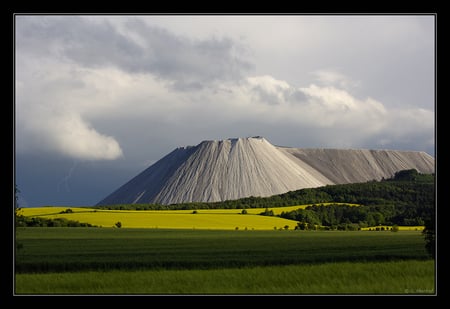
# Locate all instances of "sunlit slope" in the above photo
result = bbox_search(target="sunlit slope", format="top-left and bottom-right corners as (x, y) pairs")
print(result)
(19, 207), (302, 230)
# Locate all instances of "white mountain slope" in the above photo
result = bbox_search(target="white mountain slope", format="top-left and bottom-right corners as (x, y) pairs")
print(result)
(97, 137), (435, 205)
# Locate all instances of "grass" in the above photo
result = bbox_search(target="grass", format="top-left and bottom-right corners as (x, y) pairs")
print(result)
(15, 260), (435, 295)
(15, 228), (429, 273)
(15, 228), (434, 295)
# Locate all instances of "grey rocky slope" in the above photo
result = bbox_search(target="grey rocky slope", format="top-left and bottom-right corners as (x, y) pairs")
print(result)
(97, 137), (435, 205)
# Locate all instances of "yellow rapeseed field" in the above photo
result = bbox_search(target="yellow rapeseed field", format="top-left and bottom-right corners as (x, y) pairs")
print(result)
(19, 207), (300, 230)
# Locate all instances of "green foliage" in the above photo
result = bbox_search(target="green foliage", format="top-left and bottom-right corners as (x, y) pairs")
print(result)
(275, 170), (434, 228)
(281, 200), (432, 229)
(241, 209), (248, 214)
(115, 221), (122, 228)
(422, 217), (435, 258)
(260, 208), (274, 216)
(60, 208), (74, 214)
(15, 216), (97, 227)
(392, 169), (419, 181)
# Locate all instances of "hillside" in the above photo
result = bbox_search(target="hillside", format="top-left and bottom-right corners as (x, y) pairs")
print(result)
(97, 137), (434, 205)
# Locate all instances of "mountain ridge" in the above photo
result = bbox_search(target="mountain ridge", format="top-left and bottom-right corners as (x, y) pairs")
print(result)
(97, 137), (434, 205)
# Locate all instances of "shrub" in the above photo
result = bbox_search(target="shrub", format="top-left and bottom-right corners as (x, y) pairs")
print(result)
(260, 208), (274, 216)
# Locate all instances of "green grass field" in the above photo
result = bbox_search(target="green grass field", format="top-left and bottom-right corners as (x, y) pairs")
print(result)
(15, 227), (435, 294)
(15, 260), (434, 295)
(15, 228), (429, 272)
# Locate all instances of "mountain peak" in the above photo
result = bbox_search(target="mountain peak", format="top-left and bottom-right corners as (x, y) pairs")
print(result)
(200, 136), (266, 143)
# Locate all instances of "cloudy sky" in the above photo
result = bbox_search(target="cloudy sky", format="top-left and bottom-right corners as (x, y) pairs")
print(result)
(15, 14), (435, 207)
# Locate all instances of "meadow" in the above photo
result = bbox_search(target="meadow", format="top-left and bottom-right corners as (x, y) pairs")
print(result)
(16, 260), (434, 295)
(15, 227), (435, 294)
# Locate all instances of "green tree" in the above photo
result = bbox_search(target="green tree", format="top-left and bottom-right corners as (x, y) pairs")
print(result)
(260, 208), (274, 216)
(297, 222), (307, 230)
(15, 184), (20, 212)
(423, 217), (435, 258)
(393, 169), (418, 181)
(372, 212), (385, 225)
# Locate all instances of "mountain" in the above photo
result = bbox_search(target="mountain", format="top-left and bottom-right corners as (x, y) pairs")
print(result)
(97, 137), (435, 205)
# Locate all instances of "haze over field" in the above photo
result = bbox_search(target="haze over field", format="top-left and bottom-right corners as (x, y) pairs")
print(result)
(15, 15), (435, 207)
(98, 137), (434, 205)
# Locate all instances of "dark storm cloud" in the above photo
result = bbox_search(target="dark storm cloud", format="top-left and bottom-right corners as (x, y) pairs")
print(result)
(16, 16), (252, 91)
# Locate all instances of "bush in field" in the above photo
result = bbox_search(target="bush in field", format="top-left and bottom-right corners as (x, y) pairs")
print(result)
(241, 209), (248, 214)
(296, 222), (307, 230)
(260, 208), (274, 216)
(391, 225), (399, 232)
(115, 221), (122, 228)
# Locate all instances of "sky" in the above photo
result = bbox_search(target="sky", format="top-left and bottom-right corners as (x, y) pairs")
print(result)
(14, 14), (435, 207)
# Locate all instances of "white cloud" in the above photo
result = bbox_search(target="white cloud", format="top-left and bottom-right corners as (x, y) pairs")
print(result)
(311, 69), (361, 90)
(15, 59), (124, 161)
(40, 111), (123, 160)
(16, 104), (123, 161)
(236, 76), (388, 134)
